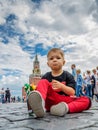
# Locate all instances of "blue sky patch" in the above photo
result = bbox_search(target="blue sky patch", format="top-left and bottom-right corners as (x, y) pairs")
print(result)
(2, 68), (22, 77)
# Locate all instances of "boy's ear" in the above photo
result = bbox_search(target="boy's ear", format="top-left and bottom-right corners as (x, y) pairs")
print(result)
(63, 60), (66, 65)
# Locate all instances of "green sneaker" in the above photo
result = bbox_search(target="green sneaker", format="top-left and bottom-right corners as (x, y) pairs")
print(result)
(28, 91), (45, 118)
(50, 102), (69, 116)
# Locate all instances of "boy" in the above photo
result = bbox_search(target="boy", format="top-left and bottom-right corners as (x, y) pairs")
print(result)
(28, 48), (91, 118)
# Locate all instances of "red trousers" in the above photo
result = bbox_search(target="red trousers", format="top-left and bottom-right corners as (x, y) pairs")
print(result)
(36, 79), (91, 113)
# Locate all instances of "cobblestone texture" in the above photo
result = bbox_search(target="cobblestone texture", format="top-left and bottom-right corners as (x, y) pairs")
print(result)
(0, 99), (98, 130)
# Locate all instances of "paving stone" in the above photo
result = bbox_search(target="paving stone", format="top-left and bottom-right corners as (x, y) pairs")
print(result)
(0, 100), (98, 130)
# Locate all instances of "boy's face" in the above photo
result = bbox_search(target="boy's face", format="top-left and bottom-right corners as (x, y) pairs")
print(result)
(47, 52), (65, 70)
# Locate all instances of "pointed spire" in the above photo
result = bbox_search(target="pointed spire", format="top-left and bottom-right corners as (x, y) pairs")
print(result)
(35, 54), (38, 62)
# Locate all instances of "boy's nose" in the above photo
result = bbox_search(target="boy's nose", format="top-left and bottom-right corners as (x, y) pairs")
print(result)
(53, 58), (57, 61)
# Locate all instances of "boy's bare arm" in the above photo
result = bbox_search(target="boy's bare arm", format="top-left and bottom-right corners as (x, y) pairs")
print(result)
(61, 84), (75, 96)
(52, 80), (75, 96)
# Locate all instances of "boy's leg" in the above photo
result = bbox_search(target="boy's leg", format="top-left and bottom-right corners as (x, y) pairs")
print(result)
(28, 79), (69, 117)
(50, 102), (69, 116)
(28, 79), (91, 117)
(28, 91), (45, 117)
(28, 79), (50, 117)
(37, 80), (91, 113)
(36, 79), (51, 100)
(68, 96), (91, 113)
(44, 85), (91, 113)
(35, 80), (70, 116)
(49, 96), (91, 116)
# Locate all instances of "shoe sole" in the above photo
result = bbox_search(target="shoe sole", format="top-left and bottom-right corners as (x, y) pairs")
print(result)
(28, 91), (45, 117)
(50, 102), (68, 116)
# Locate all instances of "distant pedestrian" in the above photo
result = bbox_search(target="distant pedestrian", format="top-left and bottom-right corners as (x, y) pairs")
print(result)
(82, 72), (87, 95)
(76, 69), (84, 97)
(5, 88), (11, 103)
(91, 69), (96, 99)
(85, 70), (93, 98)
(11, 96), (16, 103)
(71, 64), (77, 81)
(1, 88), (5, 103)
(92, 69), (98, 101)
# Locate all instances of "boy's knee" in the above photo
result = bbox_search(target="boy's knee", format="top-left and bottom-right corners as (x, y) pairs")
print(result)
(39, 79), (50, 84)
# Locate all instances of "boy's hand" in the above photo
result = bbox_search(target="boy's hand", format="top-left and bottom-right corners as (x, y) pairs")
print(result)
(52, 80), (63, 92)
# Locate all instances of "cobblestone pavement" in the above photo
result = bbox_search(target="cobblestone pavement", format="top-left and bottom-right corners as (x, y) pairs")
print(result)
(0, 99), (98, 130)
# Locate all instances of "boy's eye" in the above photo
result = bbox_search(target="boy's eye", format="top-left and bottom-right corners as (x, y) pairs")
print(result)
(49, 57), (53, 60)
(49, 58), (53, 60)
(57, 57), (61, 59)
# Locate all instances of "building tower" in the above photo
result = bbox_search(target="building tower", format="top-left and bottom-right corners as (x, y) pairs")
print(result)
(33, 54), (41, 77)
(22, 54), (41, 101)
(29, 54), (41, 85)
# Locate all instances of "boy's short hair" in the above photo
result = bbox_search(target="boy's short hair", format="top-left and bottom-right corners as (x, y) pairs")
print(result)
(47, 48), (65, 59)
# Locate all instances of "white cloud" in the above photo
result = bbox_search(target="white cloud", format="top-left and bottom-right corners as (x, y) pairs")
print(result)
(0, 39), (32, 75)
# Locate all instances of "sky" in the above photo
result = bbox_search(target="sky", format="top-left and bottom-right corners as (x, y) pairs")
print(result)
(0, 0), (98, 97)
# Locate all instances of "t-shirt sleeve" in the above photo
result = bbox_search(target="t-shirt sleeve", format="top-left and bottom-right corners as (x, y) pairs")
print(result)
(41, 73), (48, 79)
(41, 72), (51, 82)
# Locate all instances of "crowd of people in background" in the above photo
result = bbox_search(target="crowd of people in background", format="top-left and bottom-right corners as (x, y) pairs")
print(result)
(71, 65), (98, 101)
(0, 88), (22, 103)
(0, 87), (24, 104)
